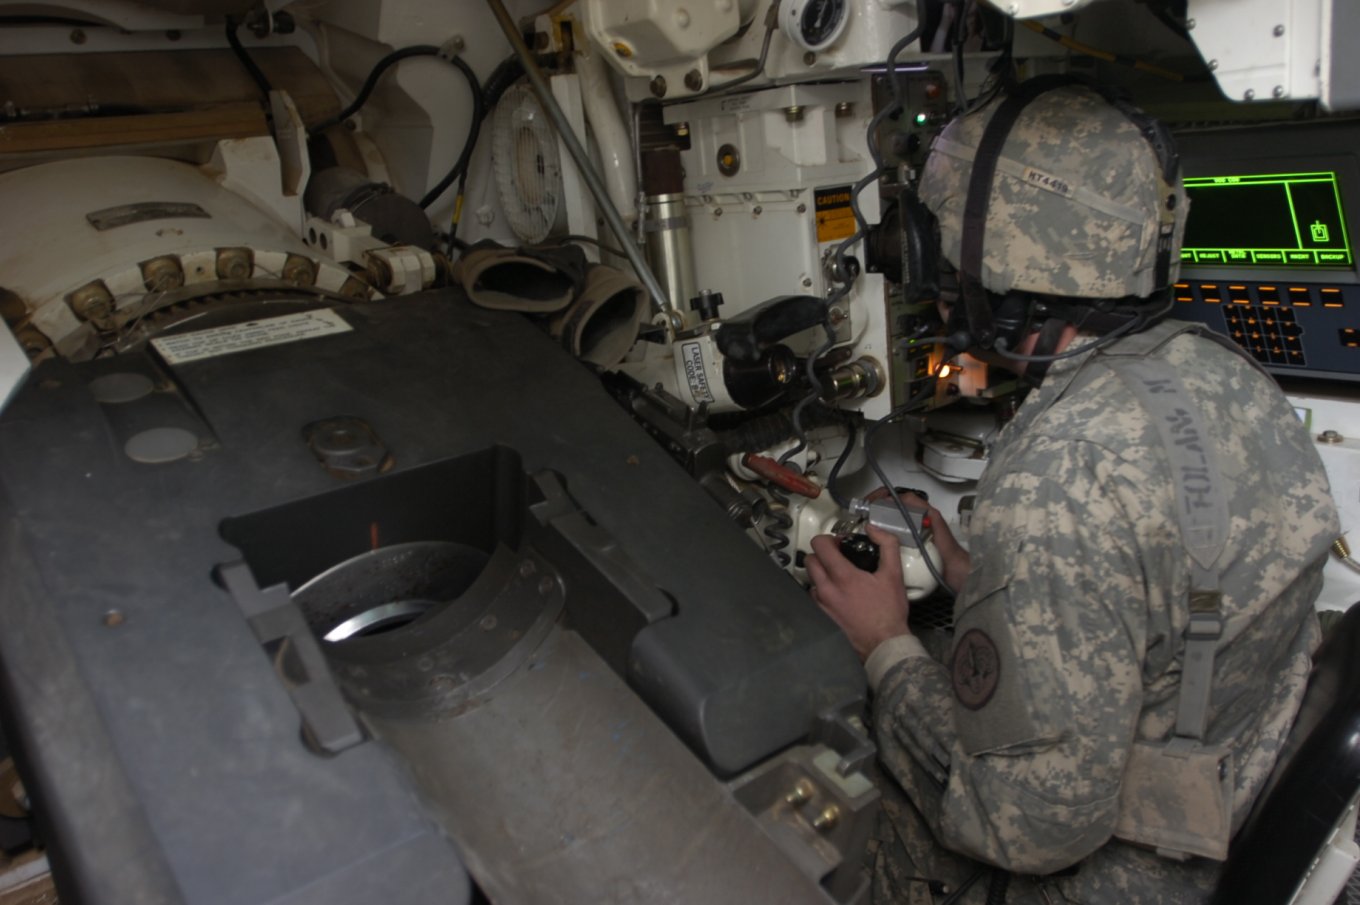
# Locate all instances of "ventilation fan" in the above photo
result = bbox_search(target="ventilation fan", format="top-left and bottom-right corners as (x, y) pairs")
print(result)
(491, 83), (567, 244)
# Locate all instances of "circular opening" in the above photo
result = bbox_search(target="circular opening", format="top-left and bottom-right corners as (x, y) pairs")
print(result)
(292, 541), (489, 646)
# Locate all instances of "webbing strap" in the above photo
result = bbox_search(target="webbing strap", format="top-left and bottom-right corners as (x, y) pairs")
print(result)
(1103, 356), (1228, 741)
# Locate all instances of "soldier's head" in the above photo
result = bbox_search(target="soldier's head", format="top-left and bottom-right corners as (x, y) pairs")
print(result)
(912, 77), (1186, 365)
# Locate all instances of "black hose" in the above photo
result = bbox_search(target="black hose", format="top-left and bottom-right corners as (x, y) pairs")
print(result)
(417, 54), (485, 209)
(303, 45), (485, 213)
(225, 18), (274, 108)
(309, 45), (448, 134)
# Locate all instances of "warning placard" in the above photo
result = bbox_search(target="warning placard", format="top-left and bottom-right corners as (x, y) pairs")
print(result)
(151, 309), (352, 364)
(814, 184), (856, 244)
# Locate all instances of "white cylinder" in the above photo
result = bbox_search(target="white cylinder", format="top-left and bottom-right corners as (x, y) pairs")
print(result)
(577, 46), (638, 225)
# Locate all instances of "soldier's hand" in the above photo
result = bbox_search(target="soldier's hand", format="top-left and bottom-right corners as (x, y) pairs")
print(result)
(807, 524), (911, 660)
(865, 488), (971, 594)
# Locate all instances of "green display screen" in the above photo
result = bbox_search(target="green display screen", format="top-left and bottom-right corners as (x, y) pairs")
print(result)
(1181, 171), (1353, 267)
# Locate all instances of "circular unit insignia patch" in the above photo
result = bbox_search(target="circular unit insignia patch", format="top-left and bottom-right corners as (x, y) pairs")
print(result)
(952, 628), (1000, 710)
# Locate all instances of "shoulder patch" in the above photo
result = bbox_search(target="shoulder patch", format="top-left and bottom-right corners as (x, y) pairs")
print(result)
(952, 629), (1001, 710)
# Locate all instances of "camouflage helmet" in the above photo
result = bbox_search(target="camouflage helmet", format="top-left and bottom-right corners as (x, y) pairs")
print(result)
(918, 84), (1187, 300)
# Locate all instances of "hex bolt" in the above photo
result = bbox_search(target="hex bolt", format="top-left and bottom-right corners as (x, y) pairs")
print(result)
(684, 69), (704, 92)
(282, 254), (317, 285)
(812, 805), (841, 832)
(215, 247), (253, 280)
(1318, 429), (1344, 444)
(785, 779), (814, 806)
(140, 256), (185, 293)
(784, 105), (805, 124)
(68, 281), (115, 326)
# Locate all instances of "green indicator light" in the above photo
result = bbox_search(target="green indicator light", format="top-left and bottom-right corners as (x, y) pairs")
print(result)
(914, 113), (928, 125)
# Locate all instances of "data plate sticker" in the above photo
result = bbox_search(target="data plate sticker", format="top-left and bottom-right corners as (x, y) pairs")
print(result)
(151, 309), (352, 364)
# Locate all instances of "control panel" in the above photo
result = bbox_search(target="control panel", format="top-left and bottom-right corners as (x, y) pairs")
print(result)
(1172, 279), (1358, 379)
(1176, 121), (1360, 382)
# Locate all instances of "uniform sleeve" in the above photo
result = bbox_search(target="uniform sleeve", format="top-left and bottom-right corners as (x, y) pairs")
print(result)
(872, 436), (1150, 875)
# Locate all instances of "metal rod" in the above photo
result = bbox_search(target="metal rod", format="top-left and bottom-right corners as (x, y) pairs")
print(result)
(485, 0), (673, 315)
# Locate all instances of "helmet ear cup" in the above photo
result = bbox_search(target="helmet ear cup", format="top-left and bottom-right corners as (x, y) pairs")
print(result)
(898, 189), (941, 305)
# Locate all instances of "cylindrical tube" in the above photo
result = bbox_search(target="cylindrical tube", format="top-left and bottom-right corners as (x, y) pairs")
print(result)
(644, 192), (696, 320)
(577, 47), (637, 225)
(485, 0), (671, 315)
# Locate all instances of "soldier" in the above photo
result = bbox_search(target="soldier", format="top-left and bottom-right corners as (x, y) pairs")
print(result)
(807, 79), (1340, 904)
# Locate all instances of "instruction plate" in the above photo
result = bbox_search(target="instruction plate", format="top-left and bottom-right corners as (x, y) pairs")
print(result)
(151, 309), (352, 364)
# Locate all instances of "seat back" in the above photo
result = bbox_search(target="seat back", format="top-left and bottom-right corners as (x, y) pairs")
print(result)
(1212, 604), (1360, 905)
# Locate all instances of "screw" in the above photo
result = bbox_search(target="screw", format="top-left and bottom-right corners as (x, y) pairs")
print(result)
(104, 610), (125, 627)
(785, 779), (814, 805)
(1273, 85), (1286, 98)
(684, 69), (704, 92)
(1273, 24), (1285, 36)
(834, 101), (854, 118)
(1244, 89), (1256, 100)
(1208, 59), (1219, 71)
(752, 205), (762, 216)
(650, 75), (667, 98)
(828, 306), (847, 326)
(801, 277), (813, 288)
(784, 105), (805, 123)
(796, 203), (807, 214)
(1318, 429), (1343, 443)
(803, 51), (817, 65)
(714, 207), (723, 217)
(812, 805), (841, 832)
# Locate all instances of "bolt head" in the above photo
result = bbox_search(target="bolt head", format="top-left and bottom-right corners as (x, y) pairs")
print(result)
(1208, 59), (1219, 71)
(684, 68), (703, 91)
(650, 75), (667, 98)
(1273, 85), (1286, 98)
(1273, 24), (1285, 36)
(1244, 88), (1256, 100)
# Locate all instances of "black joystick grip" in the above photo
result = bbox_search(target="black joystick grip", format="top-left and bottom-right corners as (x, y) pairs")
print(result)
(838, 533), (880, 573)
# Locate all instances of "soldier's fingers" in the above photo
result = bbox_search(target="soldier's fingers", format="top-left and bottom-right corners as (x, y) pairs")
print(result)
(809, 533), (857, 582)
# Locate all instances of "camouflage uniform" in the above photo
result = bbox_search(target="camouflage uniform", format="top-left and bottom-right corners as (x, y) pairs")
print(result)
(866, 323), (1339, 904)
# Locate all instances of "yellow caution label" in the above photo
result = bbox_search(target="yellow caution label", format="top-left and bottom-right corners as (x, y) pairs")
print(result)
(814, 184), (856, 244)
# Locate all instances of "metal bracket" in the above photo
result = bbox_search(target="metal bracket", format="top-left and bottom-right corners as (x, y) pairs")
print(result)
(218, 561), (365, 754)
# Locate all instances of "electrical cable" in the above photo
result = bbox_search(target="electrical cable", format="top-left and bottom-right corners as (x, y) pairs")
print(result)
(862, 371), (957, 597)
(989, 294), (1174, 364)
(225, 18), (275, 111)
(666, 13), (778, 103)
(777, 19), (923, 467)
(825, 415), (861, 509)
(305, 45), (485, 211)
(309, 45), (445, 134)
(417, 54), (484, 209)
